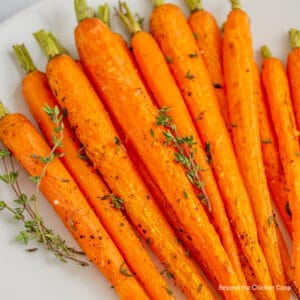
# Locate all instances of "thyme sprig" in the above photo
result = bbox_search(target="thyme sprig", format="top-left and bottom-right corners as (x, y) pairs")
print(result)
(156, 107), (211, 210)
(0, 105), (88, 266)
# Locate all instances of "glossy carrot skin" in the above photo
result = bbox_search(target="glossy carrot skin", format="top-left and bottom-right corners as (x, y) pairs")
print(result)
(188, 9), (230, 127)
(131, 30), (248, 288)
(223, 9), (287, 298)
(254, 66), (292, 236)
(288, 47), (300, 132)
(150, 4), (274, 299)
(46, 53), (214, 300)
(0, 113), (149, 300)
(262, 56), (300, 292)
(74, 16), (250, 299)
(21, 70), (171, 300)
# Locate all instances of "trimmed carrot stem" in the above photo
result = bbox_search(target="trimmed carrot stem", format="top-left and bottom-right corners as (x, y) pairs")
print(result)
(97, 3), (110, 27)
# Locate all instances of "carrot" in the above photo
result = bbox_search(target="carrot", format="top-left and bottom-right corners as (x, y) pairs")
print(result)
(185, 0), (230, 128)
(0, 105), (149, 300)
(261, 45), (300, 294)
(117, 1), (248, 290)
(149, 1), (275, 298)
(253, 64), (293, 236)
(73, 3), (250, 299)
(287, 29), (300, 134)
(35, 29), (215, 300)
(222, 2), (287, 297)
(13, 44), (172, 300)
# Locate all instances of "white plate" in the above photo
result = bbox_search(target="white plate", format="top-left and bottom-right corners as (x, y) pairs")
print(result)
(0, 0), (298, 299)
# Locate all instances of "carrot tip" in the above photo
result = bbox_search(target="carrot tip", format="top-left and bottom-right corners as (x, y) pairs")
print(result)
(185, 0), (203, 12)
(97, 3), (110, 27)
(74, 0), (94, 23)
(0, 101), (9, 120)
(289, 28), (300, 50)
(229, 0), (241, 10)
(115, 2), (142, 35)
(12, 44), (37, 73)
(261, 45), (272, 59)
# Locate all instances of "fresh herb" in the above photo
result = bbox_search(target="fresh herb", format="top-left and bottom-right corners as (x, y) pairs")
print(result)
(183, 190), (189, 199)
(0, 149), (87, 266)
(119, 261), (132, 277)
(205, 142), (213, 165)
(0, 105), (87, 266)
(114, 136), (121, 146)
(156, 107), (211, 211)
(261, 139), (272, 144)
(166, 56), (172, 63)
(185, 70), (195, 80)
(101, 193), (124, 210)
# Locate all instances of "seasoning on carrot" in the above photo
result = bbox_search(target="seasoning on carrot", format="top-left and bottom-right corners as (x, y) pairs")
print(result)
(222, 2), (287, 297)
(184, 0), (230, 128)
(13, 43), (173, 300)
(73, 1), (251, 299)
(287, 29), (300, 133)
(117, 1), (248, 289)
(0, 103), (150, 300)
(34, 28), (215, 300)
(149, 1), (275, 298)
(261, 44), (300, 294)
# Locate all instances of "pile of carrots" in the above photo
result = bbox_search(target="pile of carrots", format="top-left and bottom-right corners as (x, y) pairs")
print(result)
(2, 0), (300, 298)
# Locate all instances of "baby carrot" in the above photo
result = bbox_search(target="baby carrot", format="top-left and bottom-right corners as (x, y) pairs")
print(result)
(35, 28), (215, 300)
(185, 0), (230, 127)
(150, 1), (274, 298)
(117, 1), (248, 289)
(223, 2), (287, 297)
(287, 29), (300, 132)
(0, 105), (149, 300)
(13, 44), (172, 300)
(261, 45), (300, 293)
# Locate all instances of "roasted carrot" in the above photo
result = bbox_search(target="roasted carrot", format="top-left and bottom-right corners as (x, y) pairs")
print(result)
(13, 44), (172, 300)
(261, 45), (300, 293)
(253, 64), (293, 236)
(74, 3), (251, 299)
(0, 105), (149, 300)
(185, 0), (230, 128)
(287, 29), (300, 133)
(222, 2), (287, 297)
(117, 1), (248, 289)
(149, 1), (275, 298)
(35, 29), (215, 300)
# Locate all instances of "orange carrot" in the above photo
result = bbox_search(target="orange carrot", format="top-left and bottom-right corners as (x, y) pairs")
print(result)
(149, 1), (274, 298)
(35, 28), (215, 300)
(0, 106), (149, 300)
(185, 0), (230, 128)
(222, 2), (287, 297)
(74, 4), (250, 299)
(261, 45), (300, 293)
(287, 29), (300, 134)
(13, 44), (172, 300)
(117, 2), (248, 289)
(254, 64), (292, 236)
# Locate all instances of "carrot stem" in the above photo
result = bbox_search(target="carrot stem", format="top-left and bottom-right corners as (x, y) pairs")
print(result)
(261, 45), (272, 59)
(116, 2), (141, 36)
(152, 0), (164, 8)
(0, 101), (9, 120)
(289, 28), (300, 50)
(97, 3), (110, 27)
(185, 0), (203, 12)
(74, 0), (94, 23)
(33, 29), (62, 60)
(12, 44), (37, 73)
(230, 0), (241, 10)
